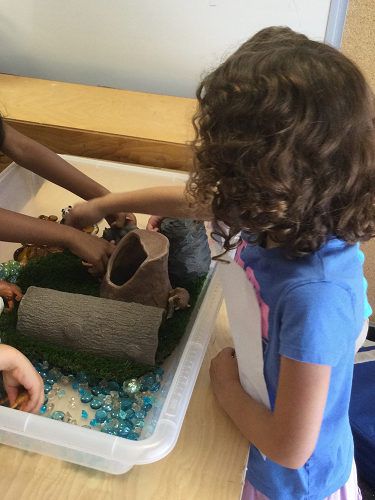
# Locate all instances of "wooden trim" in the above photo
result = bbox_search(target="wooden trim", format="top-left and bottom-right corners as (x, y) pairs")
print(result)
(3, 119), (194, 171)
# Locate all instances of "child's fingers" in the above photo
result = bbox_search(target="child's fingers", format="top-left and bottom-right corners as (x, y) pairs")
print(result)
(4, 386), (18, 407)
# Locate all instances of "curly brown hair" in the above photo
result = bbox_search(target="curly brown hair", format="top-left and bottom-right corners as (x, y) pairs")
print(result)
(187, 27), (375, 257)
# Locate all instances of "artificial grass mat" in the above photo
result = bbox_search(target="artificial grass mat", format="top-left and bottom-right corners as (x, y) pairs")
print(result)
(0, 252), (208, 383)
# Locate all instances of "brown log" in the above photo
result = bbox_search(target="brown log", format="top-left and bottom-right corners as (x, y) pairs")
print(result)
(17, 286), (165, 365)
(100, 229), (172, 309)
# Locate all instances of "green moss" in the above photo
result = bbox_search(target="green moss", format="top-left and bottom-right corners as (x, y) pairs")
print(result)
(0, 251), (207, 382)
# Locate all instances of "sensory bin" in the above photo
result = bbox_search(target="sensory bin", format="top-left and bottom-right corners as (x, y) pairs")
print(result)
(0, 252), (208, 440)
(0, 157), (223, 473)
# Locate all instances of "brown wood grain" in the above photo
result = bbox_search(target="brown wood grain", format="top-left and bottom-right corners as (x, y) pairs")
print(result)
(4, 119), (194, 172)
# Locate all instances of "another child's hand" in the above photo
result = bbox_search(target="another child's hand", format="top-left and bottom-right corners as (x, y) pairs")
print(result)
(146, 215), (165, 232)
(106, 212), (137, 229)
(0, 344), (44, 413)
(210, 347), (241, 405)
(65, 199), (105, 230)
(68, 230), (115, 275)
(0, 281), (22, 312)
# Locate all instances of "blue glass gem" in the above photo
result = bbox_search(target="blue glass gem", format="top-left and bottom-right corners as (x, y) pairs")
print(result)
(150, 382), (161, 393)
(89, 419), (97, 427)
(126, 431), (140, 440)
(143, 404), (152, 412)
(68, 374), (75, 382)
(40, 405), (47, 413)
(34, 362), (43, 371)
(118, 390), (128, 399)
(117, 419), (134, 431)
(78, 388), (87, 395)
(39, 370), (50, 380)
(107, 381), (120, 391)
(134, 419), (145, 428)
(142, 397), (151, 405)
(101, 424), (115, 435)
(46, 377), (57, 386)
(105, 418), (111, 423)
(124, 409), (135, 419)
(58, 390), (66, 398)
(44, 396), (48, 404)
(90, 399), (102, 410)
(135, 410), (146, 419)
(80, 393), (93, 404)
(117, 427), (130, 437)
(121, 400), (133, 411)
(119, 410), (127, 420)
(52, 411), (65, 420)
(102, 403), (113, 412)
(72, 382), (79, 390)
(156, 369), (164, 375)
(76, 373), (88, 383)
(111, 409), (122, 420)
(44, 383), (52, 394)
(81, 410), (88, 419)
(144, 374), (155, 386)
(95, 409), (108, 423)
(91, 386), (103, 397)
(97, 394), (106, 401)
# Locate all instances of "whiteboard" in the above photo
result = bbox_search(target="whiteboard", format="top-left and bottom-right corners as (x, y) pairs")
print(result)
(0, 0), (346, 98)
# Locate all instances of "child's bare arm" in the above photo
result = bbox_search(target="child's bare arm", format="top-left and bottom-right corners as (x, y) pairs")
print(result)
(65, 186), (213, 230)
(0, 344), (44, 413)
(1, 123), (132, 226)
(0, 207), (114, 275)
(2, 123), (110, 200)
(210, 348), (331, 469)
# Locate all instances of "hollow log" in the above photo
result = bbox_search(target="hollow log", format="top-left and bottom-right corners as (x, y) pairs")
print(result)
(100, 229), (171, 309)
(17, 286), (165, 365)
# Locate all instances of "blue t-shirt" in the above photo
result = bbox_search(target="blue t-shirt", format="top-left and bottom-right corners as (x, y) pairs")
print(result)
(236, 236), (364, 500)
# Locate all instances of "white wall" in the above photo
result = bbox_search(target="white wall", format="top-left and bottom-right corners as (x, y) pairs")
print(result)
(0, 0), (333, 98)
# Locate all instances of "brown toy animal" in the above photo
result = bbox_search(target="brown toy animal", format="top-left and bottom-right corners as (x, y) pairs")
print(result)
(167, 287), (190, 319)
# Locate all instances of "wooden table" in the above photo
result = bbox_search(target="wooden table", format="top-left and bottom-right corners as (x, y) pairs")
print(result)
(0, 75), (249, 499)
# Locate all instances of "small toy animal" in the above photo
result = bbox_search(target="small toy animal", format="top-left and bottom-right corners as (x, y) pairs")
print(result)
(0, 389), (29, 409)
(167, 287), (190, 319)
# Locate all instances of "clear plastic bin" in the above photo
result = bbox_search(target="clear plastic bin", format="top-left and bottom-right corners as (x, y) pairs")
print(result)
(0, 156), (223, 474)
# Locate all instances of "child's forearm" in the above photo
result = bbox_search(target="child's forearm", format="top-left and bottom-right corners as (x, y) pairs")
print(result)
(91, 187), (212, 221)
(2, 124), (110, 200)
(0, 207), (82, 247)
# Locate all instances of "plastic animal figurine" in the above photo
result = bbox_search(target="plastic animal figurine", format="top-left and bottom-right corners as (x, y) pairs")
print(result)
(0, 389), (29, 409)
(0, 281), (22, 312)
(167, 287), (190, 319)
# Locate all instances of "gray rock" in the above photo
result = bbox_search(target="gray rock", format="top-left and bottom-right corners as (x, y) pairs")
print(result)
(160, 219), (211, 284)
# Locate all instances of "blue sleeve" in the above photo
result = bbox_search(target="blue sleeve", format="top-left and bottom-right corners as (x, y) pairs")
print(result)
(279, 281), (358, 367)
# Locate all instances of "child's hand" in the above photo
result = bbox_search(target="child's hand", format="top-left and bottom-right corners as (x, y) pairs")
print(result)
(0, 281), (22, 312)
(210, 347), (241, 404)
(65, 199), (105, 230)
(68, 230), (115, 275)
(146, 216), (165, 232)
(107, 212), (137, 229)
(0, 344), (44, 413)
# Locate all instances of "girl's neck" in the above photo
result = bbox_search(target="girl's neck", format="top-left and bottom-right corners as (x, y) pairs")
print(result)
(266, 234), (280, 249)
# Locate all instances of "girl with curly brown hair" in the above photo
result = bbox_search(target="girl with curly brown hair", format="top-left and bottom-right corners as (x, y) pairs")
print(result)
(67, 26), (374, 500)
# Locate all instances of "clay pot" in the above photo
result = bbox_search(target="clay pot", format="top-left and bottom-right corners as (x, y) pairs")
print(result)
(100, 229), (171, 310)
